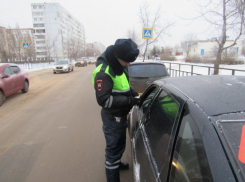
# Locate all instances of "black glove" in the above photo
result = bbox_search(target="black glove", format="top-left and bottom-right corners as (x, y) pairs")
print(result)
(128, 97), (140, 107)
(131, 87), (139, 97)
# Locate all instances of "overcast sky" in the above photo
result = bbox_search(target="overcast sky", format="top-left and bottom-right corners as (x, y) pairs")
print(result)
(0, 0), (211, 48)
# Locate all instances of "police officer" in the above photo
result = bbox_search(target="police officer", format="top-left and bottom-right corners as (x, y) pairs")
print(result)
(92, 39), (140, 182)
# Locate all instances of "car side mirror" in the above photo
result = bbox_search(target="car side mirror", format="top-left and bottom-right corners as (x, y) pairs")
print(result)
(2, 74), (10, 79)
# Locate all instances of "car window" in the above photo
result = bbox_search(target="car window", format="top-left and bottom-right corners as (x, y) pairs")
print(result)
(140, 86), (158, 114)
(128, 64), (168, 77)
(217, 120), (245, 180)
(10, 66), (20, 74)
(56, 60), (68, 65)
(3, 67), (12, 75)
(170, 112), (213, 182)
(144, 90), (179, 172)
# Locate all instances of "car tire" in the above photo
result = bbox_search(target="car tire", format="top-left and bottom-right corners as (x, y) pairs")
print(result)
(0, 90), (5, 107)
(21, 81), (29, 93)
(53, 72), (56, 74)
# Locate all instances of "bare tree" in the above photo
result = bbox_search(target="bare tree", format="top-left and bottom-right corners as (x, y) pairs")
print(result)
(196, 0), (245, 74)
(67, 35), (83, 60)
(21, 30), (36, 61)
(0, 28), (8, 62)
(7, 28), (17, 61)
(13, 24), (24, 60)
(46, 35), (58, 61)
(93, 42), (106, 57)
(139, 3), (174, 60)
(126, 28), (142, 48)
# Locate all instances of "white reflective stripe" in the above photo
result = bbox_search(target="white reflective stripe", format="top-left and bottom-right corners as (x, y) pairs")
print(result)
(105, 165), (120, 169)
(106, 160), (120, 165)
(104, 97), (110, 108)
(112, 88), (130, 93)
(108, 95), (113, 108)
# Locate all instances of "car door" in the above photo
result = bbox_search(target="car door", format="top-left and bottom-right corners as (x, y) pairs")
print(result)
(1, 66), (15, 96)
(10, 66), (23, 91)
(132, 85), (160, 182)
(168, 110), (214, 182)
(141, 89), (182, 181)
(167, 101), (237, 182)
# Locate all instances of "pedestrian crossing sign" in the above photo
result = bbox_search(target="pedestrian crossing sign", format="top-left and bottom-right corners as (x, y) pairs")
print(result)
(22, 42), (30, 50)
(142, 28), (153, 39)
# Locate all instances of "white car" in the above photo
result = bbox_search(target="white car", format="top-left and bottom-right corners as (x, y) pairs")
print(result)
(53, 59), (74, 74)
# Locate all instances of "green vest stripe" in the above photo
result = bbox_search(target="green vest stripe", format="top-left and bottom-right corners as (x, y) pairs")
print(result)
(93, 64), (130, 92)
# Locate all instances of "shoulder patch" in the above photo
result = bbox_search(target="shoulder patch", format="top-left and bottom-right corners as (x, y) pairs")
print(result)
(96, 80), (103, 91)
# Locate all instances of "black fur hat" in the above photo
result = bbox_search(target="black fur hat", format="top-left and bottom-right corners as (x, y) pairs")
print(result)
(114, 39), (139, 62)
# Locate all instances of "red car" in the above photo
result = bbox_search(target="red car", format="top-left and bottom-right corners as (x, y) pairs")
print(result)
(0, 63), (29, 106)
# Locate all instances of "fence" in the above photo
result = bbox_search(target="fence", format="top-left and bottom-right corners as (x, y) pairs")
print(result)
(161, 61), (245, 77)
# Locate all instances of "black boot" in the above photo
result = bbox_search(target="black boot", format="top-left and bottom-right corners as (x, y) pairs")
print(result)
(119, 162), (129, 170)
(106, 168), (120, 182)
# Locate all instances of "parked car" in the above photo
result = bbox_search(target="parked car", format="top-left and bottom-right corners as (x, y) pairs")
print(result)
(128, 61), (169, 94)
(0, 63), (29, 106)
(128, 75), (245, 182)
(53, 59), (74, 74)
(75, 58), (88, 67)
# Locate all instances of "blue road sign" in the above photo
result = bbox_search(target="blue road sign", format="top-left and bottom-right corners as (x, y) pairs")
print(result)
(22, 42), (30, 50)
(142, 28), (153, 39)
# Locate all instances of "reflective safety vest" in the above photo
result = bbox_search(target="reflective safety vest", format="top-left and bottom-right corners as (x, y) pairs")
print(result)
(92, 63), (130, 93)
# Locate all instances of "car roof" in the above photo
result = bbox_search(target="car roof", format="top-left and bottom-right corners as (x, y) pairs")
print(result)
(156, 75), (245, 116)
(130, 60), (165, 65)
(0, 63), (19, 67)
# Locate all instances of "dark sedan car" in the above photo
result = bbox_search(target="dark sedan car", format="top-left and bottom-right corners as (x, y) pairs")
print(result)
(0, 63), (29, 106)
(75, 58), (88, 67)
(128, 61), (169, 94)
(128, 75), (245, 182)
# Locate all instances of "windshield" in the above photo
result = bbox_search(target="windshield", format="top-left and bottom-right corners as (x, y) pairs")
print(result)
(128, 64), (168, 77)
(56, 60), (69, 65)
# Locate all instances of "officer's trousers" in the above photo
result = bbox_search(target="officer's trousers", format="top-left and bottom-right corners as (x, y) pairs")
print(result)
(101, 108), (127, 182)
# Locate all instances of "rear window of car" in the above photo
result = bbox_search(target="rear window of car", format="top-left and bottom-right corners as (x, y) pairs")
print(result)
(128, 64), (168, 77)
(217, 120), (245, 180)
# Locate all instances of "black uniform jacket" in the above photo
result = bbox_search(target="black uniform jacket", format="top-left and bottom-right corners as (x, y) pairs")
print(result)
(94, 52), (138, 117)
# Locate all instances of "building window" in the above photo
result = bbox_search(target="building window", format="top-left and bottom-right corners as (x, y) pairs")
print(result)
(36, 40), (45, 44)
(36, 52), (47, 55)
(34, 24), (45, 27)
(35, 35), (45, 39)
(37, 47), (46, 50)
(36, 29), (45, 33)
(33, 6), (37, 9)
(32, 12), (43, 16)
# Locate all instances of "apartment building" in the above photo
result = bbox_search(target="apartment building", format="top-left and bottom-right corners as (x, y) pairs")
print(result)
(31, 3), (85, 60)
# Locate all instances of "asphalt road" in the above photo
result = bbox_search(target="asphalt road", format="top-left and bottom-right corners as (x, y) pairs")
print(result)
(0, 65), (134, 182)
